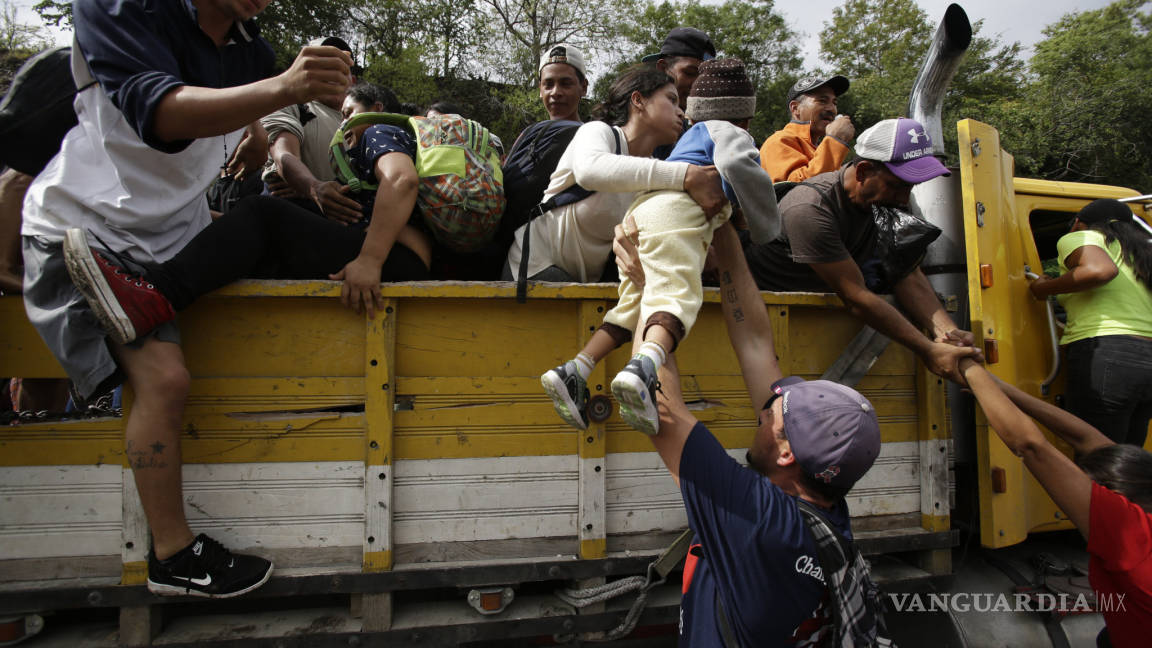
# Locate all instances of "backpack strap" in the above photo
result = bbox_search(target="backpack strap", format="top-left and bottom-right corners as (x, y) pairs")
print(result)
(515, 125), (622, 303)
(714, 592), (742, 648)
(329, 112), (412, 193)
(795, 498), (893, 648)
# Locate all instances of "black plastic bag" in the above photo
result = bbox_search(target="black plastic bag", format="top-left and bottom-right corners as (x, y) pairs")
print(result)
(866, 206), (942, 292)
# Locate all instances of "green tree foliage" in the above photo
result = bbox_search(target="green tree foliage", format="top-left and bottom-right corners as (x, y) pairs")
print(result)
(477, 0), (641, 84)
(31, 0), (69, 28)
(997, 0), (1152, 189)
(2, 0), (49, 51)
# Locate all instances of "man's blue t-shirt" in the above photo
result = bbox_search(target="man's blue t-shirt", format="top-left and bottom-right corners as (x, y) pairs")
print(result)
(678, 422), (852, 646)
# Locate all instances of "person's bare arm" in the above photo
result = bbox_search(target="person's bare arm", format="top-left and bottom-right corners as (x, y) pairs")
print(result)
(329, 152), (419, 318)
(153, 46), (352, 142)
(269, 133), (362, 223)
(961, 360), (1092, 538)
(652, 355), (699, 486)
(812, 259), (979, 383)
(1029, 245), (1118, 299)
(712, 222), (783, 410)
(989, 375), (1113, 455)
(893, 268), (969, 341)
(225, 121), (268, 180)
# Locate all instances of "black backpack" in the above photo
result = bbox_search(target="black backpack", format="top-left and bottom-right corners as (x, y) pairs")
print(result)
(0, 46), (92, 176)
(499, 119), (582, 247)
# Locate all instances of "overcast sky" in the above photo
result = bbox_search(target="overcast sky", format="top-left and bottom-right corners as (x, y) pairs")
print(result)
(12, 0), (1122, 66)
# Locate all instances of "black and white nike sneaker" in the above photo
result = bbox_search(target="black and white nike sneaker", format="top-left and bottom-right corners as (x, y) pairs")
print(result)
(147, 534), (273, 598)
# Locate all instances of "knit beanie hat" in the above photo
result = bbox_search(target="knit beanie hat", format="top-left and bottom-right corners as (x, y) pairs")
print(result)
(685, 57), (756, 122)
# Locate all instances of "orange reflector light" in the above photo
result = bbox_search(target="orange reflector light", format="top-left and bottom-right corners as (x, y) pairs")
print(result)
(984, 338), (999, 364)
(479, 591), (503, 611)
(979, 264), (994, 288)
(991, 467), (1007, 493)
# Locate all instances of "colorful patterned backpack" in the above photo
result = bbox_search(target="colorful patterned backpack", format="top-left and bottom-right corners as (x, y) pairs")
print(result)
(330, 113), (505, 253)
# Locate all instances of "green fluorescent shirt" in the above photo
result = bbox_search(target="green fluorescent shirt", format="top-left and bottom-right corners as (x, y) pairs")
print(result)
(1056, 230), (1152, 344)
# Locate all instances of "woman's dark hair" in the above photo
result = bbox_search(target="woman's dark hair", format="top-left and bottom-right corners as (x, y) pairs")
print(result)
(591, 64), (675, 126)
(1075, 198), (1152, 290)
(345, 83), (400, 114)
(1077, 444), (1152, 513)
(428, 100), (464, 117)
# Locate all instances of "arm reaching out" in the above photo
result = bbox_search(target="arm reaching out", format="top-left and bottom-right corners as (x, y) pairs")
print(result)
(987, 374), (1113, 456)
(961, 359), (1093, 537)
(712, 222), (783, 410)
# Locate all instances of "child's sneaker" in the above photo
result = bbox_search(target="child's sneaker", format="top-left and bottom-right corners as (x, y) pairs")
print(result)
(62, 228), (174, 345)
(612, 355), (661, 436)
(541, 362), (590, 430)
(147, 534), (273, 598)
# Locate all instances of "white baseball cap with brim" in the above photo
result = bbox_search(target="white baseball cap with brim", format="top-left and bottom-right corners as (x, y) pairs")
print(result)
(855, 117), (951, 184)
(539, 44), (587, 80)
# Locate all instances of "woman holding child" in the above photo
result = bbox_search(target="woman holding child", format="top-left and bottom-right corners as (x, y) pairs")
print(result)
(503, 65), (725, 284)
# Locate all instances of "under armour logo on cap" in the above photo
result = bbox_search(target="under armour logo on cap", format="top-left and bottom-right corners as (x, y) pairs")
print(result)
(908, 128), (927, 144)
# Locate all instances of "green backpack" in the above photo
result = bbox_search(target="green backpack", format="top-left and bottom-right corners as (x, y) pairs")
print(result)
(330, 112), (505, 253)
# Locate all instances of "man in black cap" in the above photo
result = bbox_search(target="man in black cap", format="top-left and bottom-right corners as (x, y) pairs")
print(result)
(642, 27), (717, 111)
(644, 27), (716, 160)
(760, 74), (855, 182)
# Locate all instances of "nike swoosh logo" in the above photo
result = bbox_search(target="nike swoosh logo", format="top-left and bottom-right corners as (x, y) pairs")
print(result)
(171, 574), (212, 587)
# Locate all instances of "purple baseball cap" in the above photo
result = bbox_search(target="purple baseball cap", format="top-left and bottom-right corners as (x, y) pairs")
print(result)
(771, 377), (881, 489)
(854, 117), (950, 184)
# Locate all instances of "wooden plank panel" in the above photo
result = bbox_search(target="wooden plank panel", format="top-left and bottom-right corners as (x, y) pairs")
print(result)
(185, 377), (365, 414)
(391, 456), (578, 544)
(0, 465), (123, 560)
(181, 462), (364, 550)
(0, 297), (65, 378)
(180, 295), (365, 377)
(0, 419), (123, 467)
(395, 298), (588, 377)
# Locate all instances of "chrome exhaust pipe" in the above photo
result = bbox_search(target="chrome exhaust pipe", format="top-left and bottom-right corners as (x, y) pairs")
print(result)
(906, 4), (974, 456)
(907, 3), (973, 152)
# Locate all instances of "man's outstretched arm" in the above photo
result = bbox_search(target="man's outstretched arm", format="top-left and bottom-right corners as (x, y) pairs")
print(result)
(811, 258), (978, 383)
(711, 222), (784, 410)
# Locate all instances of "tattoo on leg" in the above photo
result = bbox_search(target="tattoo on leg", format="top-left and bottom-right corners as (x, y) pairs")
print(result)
(126, 440), (168, 470)
(733, 307), (745, 322)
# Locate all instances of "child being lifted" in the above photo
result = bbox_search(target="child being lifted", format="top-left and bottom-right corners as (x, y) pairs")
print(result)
(542, 58), (780, 434)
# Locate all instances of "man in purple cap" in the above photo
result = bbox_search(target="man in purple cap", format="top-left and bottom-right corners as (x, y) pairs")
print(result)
(646, 222), (884, 646)
(743, 117), (981, 383)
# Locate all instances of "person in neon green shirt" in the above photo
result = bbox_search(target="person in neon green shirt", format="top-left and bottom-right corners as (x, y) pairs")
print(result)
(1029, 199), (1152, 446)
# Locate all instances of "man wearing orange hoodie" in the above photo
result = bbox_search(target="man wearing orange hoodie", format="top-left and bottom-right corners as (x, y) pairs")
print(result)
(760, 75), (854, 182)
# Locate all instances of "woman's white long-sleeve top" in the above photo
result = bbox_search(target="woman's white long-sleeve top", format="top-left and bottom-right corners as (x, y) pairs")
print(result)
(506, 120), (689, 282)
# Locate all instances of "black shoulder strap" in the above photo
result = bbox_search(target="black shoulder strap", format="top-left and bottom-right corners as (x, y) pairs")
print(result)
(714, 592), (742, 648)
(515, 125), (622, 303)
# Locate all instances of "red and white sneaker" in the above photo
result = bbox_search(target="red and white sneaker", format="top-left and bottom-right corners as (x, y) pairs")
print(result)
(63, 228), (174, 345)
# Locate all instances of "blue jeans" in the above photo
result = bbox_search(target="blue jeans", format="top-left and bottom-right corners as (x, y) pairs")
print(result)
(1065, 335), (1152, 446)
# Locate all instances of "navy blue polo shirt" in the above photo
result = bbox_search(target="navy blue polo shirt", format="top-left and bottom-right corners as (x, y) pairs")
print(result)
(75, 0), (275, 153)
(678, 422), (852, 646)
